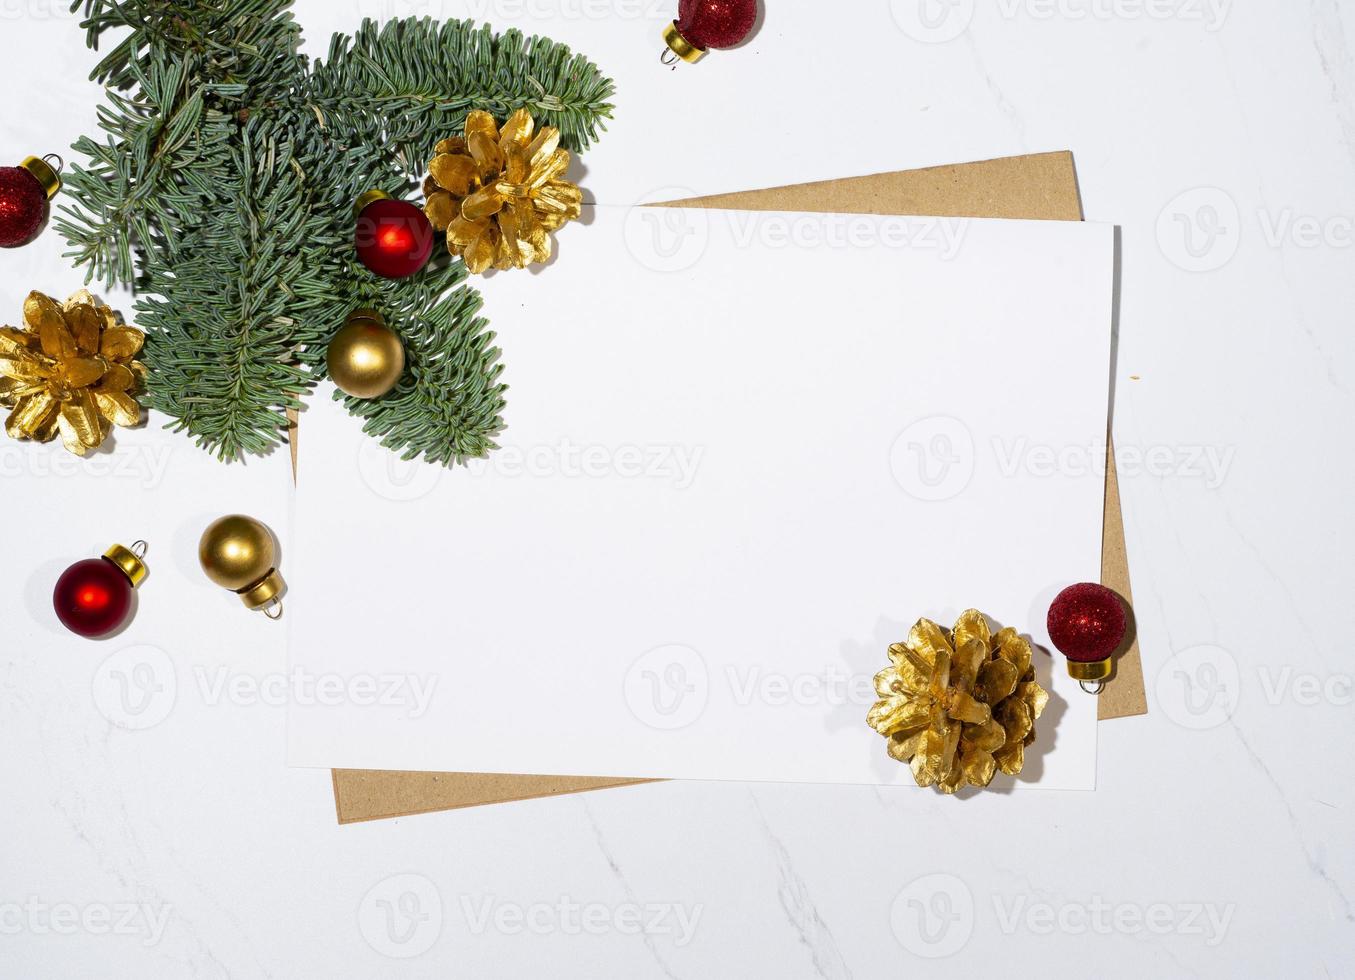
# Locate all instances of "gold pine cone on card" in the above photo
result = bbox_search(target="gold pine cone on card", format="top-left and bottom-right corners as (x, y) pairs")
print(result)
(868, 610), (1050, 795)
(0, 290), (145, 456)
(423, 108), (583, 274)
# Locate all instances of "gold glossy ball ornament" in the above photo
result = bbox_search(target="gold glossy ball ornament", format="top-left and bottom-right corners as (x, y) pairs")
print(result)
(198, 515), (285, 618)
(327, 309), (405, 399)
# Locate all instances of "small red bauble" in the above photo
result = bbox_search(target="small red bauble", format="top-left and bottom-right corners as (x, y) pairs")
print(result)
(53, 542), (148, 639)
(354, 190), (434, 279)
(1047, 583), (1128, 689)
(662, 0), (758, 64)
(0, 155), (62, 248)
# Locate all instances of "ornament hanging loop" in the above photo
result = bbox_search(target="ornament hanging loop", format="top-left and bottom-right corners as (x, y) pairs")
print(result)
(660, 48), (679, 68)
(130, 540), (148, 558)
(263, 599), (284, 621)
(42, 154), (64, 176)
(1080, 679), (1105, 696)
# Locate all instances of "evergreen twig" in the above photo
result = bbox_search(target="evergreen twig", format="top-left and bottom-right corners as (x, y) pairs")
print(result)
(56, 1), (613, 463)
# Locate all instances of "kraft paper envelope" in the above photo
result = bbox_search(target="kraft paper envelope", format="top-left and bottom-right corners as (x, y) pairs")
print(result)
(329, 150), (1145, 824)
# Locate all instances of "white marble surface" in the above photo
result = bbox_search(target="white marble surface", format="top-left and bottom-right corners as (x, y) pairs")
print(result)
(3, 1), (1354, 976)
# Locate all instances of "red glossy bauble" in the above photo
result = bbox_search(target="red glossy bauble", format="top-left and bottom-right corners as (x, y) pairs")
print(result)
(676, 0), (757, 50)
(53, 558), (135, 638)
(52, 542), (147, 639)
(0, 165), (49, 248)
(1047, 583), (1127, 664)
(354, 195), (434, 279)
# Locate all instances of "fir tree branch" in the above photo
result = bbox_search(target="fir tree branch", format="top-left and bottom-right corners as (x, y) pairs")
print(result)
(135, 117), (336, 459)
(58, 3), (611, 465)
(335, 272), (507, 467)
(55, 54), (216, 286)
(306, 18), (615, 171)
(59, 0), (305, 288)
(73, 0), (305, 95)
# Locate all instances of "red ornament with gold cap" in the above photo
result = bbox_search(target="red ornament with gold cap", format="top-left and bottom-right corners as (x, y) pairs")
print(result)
(661, 0), (758, 65)
(353, 189), (434, 279)
(52, 541), (148, 638)
(0, 155), (62, 247)
(1047, 583), (1128, 694)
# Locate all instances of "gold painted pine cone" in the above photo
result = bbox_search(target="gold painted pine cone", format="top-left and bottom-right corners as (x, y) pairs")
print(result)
(868, 610), (1050, 794)
(423, 108), (583, 274)
(0, 290), (145, 456)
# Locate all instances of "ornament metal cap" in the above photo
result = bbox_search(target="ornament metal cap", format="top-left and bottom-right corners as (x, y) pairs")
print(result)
(102, 541), (148, 587)
(1069, 657), (1114, 695)
(20, 155), (62, 200)
(346, 307), (385, 327)
(238, 569), (285, 617)
(661, 22), (706, 64)
(354, 188), (392, 217)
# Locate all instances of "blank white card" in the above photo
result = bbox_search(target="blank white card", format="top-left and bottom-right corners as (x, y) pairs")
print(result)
(287, 207), (1113, 790)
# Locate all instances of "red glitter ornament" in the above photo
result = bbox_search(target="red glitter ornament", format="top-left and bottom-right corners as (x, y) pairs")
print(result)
(354, 191), (434, 279)
(662, 0), (758, 65)
(52, 542), (148, 639)
(0, 155), (61, 248)
(1047, 583), (1128, 691)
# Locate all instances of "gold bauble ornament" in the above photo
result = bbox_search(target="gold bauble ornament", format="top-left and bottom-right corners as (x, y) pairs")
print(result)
(327, 309), (405, 399)
(198, 515), (285, 618)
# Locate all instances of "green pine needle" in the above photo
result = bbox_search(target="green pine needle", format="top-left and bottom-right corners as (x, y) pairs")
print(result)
(57, 1), (614, 463)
